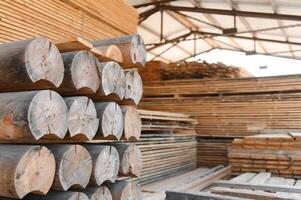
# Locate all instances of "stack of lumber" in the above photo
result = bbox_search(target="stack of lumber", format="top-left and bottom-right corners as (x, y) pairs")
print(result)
(0, 35), (145, 200)
(197, 137), (233, 167)
(166, 172), (301, 200)
(143, 165), (231, 200)
(141, 75), (301, 137)
(130, 109), (198, 185)
(161, 61), (253, 80)
(0, 0), (138, 43)
(229, 133), (301, 177)
(139, 61), (252, 82)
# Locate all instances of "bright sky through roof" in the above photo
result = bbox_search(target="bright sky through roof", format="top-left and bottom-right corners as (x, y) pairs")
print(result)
(187, 49), (301, 77)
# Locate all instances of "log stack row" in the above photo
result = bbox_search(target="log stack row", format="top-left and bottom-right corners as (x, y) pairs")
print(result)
(0, 35), (145, 200)
(229, 133), (301, 178)
(129, 109), (198, 185)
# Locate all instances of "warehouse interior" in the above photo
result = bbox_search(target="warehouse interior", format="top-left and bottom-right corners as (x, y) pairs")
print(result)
(0, 0), (301, 200)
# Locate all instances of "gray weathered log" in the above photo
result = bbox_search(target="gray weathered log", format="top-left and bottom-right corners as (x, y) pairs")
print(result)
(94, 102), (123, 140)
(0, 145), (55, 199)
(83, 145), (119, 186)
(64, 97), (99, 140)
(0, 90), (68, 141)
(47, 144), (92, 191)
(25, 191), (89, 200)
(59, 50), (100, 94)
(121, 106), (141, 140)
(112, 144), (142, 177)
(83, 186), (113, 200)
(0, 37), (64, 91)
(92, 34), (146, 67)
(124, 70), (143, 105)
(105, 181), (142, 200)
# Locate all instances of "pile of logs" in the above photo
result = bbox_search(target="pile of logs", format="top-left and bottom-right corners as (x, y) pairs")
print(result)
(130, 109), (198, 185)
(0, 0), (138, 43)
(229, 133), (301, 178)
(0, 35), (146, 200)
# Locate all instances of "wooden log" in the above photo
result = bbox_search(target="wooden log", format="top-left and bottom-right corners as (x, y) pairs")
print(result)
(0, 145), (55, 199)
(124, 70), (143, 105)
(92, 61), (125, 100)
(83, 145), (119, 186)
(64, 97), (99, 140)
(83, 186), (113, 200)
(0, 90), (68, 141)
(105, 181), (142, 200)
(0, 37), (64, 91)
(55, 37), (93, 53)
(112, 143), (142, 177)
(59, 50), (100, 94)
(25, 191), (89, 200)
(93, 45), (123, 63)
(121, 106), (141, 140)
(47, 144), (92, 191)
(94, 102), (123, 140)
(92, 34), (146, 67)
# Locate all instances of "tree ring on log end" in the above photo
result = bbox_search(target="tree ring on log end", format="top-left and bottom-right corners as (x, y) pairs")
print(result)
(25, 37), (64, 87)
(28, 90), (68, 139)
(125, 71), (143, 105)
(121, 181), (142, 200)
(90, 186), (113, 200)
(15, 146), (55, 198)
(59, 145), (92, 191)
(122, 106), (141, 140)
(68, 97), (99, 140)
(71, 51), (100, 93)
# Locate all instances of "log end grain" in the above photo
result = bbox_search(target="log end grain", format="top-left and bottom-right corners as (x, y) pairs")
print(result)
(25, 191), (89, 200)
(70, 51), (101, 93)
(25, 37), (64, 87)
(125, 70), (143, 105)
(28, 90), (68, 140)
(96, 45), (123, 63)
(67, 97), (99, 140)
(97, 61), (125, 100)
(85, 186), (113, 200)
(107, 181), (142, 200)
(15, 146), (56, 198)
(94, 146), (119, 185)
(96, 102), (123, 140)
(58, 145), (92, 190)
(133, 34), (147, 67)
(122, 106), (141, 140)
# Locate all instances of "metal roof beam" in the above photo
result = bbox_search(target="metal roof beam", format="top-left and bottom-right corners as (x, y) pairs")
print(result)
(134, 0), (176, 9)
(161, 5), (301, 21)
(139, 6), (160, 24)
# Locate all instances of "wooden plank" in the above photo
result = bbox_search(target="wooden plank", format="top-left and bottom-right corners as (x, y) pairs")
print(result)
(165, 191), (250, 200)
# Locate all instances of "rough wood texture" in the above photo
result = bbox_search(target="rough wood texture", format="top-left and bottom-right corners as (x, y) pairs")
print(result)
(59, 50), (100, 94)
(0, 90), (68, 140)
(25, 191), (89, 200)
(94, 102), (123, 140)
(112, 143), (142, 177)
(106, 181), (142, 200)
(83, 186), (113, 200)
(55, 37), (93, 53)
(0, 37), (64, 90)
(92, 34), (146, 67)
(94, 45), (123, 63)
(64, 97), (99, 140)
(47, 144), (92, 191)
(83, 145), (119, 186)
(124, 70), (143, 105)
(0, 145), (55, 199)
(121, 106), (141, 140)
(92, 61), (125, 100)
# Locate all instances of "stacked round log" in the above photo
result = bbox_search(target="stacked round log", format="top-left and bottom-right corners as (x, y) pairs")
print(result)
(0, 145), (55, 199)
(124, 70), (143, 105)
(92, 45), (123, 63)
(0, 90), (68, 141)
(25, 191), (89, 200)
(83, 145), (120, 186)
(47, 144), (92, 191)
(92, 34), (147, 68)
(82, 186), (113, 200)
(0, 37), (64, 91)
(105, 181), (142, 200)
(94, 102), (123, 140)
(112, 143), (143, 177)
(121, 106), (141, 140)
(64, 97), (99, 140)
(59, 50), (100, 94)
